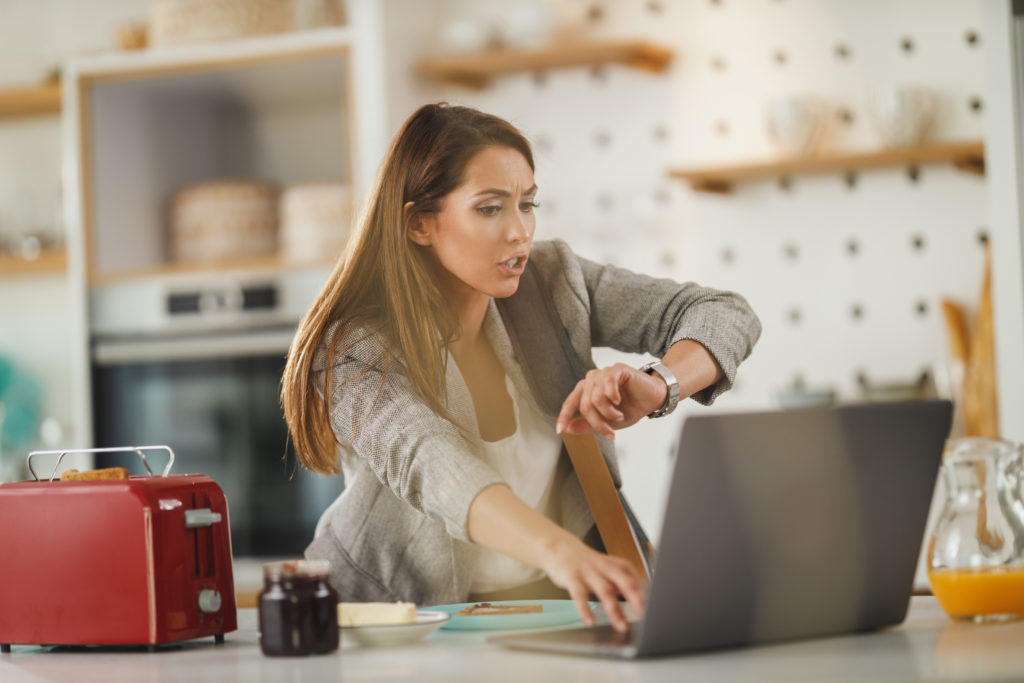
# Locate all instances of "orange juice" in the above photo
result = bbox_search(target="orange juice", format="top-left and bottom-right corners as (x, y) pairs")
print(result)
(929, 566), (1024, 621)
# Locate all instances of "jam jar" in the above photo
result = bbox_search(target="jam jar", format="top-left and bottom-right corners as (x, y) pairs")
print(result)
(258, 559), (339, 656)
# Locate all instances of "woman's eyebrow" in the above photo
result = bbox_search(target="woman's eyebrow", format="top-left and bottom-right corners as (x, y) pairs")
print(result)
(472, 184), (539, 199)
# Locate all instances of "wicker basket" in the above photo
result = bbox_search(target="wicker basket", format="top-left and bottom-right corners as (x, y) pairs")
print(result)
(170, 180), (278, 263)
(149, 0), (294, 47)
(278, 182), (351, 263)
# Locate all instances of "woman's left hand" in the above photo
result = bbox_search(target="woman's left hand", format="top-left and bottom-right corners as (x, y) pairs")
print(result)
(555, 363), (666, 439)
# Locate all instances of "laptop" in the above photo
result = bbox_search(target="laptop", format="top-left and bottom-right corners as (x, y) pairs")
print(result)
(490, 400), (952, 658)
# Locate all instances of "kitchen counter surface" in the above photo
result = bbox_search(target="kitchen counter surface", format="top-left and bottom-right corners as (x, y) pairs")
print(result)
(2, 597), (1023, 682)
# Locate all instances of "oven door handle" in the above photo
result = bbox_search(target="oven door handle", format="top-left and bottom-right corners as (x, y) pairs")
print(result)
(92, 328), (296, 364)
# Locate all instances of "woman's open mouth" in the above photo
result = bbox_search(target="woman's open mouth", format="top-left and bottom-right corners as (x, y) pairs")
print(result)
(499, 254), (527, 275)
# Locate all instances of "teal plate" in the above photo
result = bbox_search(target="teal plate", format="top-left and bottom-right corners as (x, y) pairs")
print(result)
(425, 599), (590, 631)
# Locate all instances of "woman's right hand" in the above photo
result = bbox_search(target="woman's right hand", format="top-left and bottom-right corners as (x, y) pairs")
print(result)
(467, 483), (647, 632)
(538, 535), (647, 632)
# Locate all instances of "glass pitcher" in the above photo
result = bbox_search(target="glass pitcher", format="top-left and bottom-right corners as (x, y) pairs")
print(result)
(927, 437), (1024, 622)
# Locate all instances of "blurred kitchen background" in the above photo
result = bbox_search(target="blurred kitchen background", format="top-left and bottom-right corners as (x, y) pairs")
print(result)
(1, 0), (1023, 596)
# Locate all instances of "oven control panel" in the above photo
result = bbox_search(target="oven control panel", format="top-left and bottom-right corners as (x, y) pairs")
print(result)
(88, 267), (329, 337)
(166, 283), (278, 316)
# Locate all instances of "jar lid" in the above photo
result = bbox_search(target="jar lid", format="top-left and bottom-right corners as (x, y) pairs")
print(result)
(263, 559), (331, 581)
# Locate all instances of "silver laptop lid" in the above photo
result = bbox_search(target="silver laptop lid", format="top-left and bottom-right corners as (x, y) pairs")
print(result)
(636, 400), (951, 656)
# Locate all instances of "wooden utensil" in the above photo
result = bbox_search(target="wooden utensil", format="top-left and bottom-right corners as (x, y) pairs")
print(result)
(941, 298), (970, 438)
(941, 299), (971, 364)
(962, 245), (999, 438)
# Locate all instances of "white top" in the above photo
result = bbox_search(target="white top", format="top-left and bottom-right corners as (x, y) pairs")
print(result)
(470, 375), (564, 593)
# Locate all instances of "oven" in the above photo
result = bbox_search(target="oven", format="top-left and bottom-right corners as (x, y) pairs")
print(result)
(88, 269), (342, 558)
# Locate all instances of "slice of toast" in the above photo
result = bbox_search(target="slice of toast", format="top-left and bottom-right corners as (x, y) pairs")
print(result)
(456, 602), (543, 616)
(60, 467), (130, 481)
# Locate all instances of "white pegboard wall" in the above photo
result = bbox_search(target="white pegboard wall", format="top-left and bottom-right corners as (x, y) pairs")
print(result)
(394, 0), (992, 538)
(596, 0), (987, 164)
(413, 0), (990, 409)
(698, 165), (989, 410)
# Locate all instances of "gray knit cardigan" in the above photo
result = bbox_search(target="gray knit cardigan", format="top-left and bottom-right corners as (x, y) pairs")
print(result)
(305, 239), (761, 604)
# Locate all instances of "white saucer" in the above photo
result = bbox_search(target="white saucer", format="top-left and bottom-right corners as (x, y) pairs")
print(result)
(341, 611), (450, 647)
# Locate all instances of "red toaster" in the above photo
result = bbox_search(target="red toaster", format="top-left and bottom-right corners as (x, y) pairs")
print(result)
(0, 446), (237, 650)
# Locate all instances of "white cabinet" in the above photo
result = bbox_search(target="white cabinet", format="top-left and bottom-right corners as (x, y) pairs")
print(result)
(62, 4), (387, 448)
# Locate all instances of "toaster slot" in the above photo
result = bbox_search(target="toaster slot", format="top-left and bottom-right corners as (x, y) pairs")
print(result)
(191, 493), (216, 579)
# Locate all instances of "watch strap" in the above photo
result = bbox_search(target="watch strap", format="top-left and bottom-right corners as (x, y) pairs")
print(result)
(641, 361), (680, 418)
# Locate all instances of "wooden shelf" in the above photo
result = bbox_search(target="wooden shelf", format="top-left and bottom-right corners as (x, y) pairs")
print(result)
(91, 253), (335, 286)
(668, 141), (986, 194)
(417, 39), (674, 88)
(0, 83), (61, 119)
(0, 247), (67, 277)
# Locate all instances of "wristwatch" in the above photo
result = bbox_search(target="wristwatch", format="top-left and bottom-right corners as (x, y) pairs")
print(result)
(640, 361), (680, 418)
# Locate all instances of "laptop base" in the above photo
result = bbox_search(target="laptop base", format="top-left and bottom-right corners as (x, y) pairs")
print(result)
(489, 624), (639, 659)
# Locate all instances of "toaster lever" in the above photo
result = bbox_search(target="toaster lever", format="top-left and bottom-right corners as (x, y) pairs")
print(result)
(185, 508), (222, 528)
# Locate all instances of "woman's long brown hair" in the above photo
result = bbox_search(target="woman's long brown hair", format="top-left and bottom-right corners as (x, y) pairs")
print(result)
(281, 103), (535, 474)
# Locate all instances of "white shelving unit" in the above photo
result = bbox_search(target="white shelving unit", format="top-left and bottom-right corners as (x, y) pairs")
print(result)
(69, 27), (380, 283)
(62, 3), (387, 448)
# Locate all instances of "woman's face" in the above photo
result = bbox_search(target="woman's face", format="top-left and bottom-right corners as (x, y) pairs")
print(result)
(410, 145), (537, 303)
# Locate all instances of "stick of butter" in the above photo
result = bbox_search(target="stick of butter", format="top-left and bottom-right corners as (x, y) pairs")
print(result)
(338, 602), (417, 627)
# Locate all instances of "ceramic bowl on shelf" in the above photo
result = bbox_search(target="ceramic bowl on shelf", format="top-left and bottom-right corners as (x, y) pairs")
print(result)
(436, 0), (559, 53)
(436, 14), (494, 54)
(493, 0), (558, 49)
(764, 94), (829, 157)
(870, 85), (938, 147)
(776, 386), (836, 409)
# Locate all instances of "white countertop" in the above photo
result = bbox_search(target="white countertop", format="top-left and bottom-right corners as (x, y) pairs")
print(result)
(2, 598), (1023, 683)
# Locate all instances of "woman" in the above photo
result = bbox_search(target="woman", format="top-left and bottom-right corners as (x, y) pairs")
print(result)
(281, 103), (761, 632)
